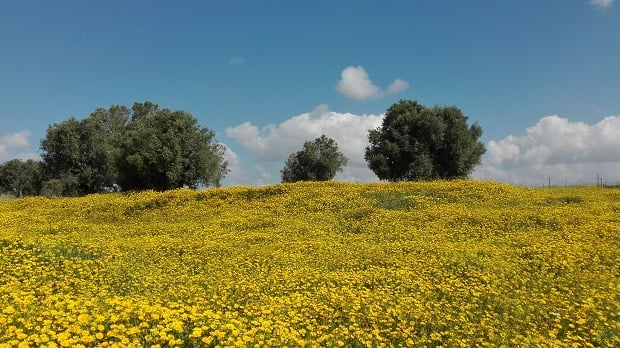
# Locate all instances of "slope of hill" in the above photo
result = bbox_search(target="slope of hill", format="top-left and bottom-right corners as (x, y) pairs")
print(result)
(0, 181), (618, 347)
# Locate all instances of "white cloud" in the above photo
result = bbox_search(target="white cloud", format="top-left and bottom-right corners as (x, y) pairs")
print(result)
(335, 66), (409, 101)
(229, 56), (247, 65)
(226, 104), (384, 182)
(335, 66), (380, 100)
(386, 79), (410, 94)
(590, 0), (614, 9)
(252, 165), (272, 186)
(227, 110), (620, 186)
(221, 144), (243, 183)
(0, 130), (38, 162)
(474, 115), (620, 186)
(1, 130), (31, 150)
(337, 166), (382, 183)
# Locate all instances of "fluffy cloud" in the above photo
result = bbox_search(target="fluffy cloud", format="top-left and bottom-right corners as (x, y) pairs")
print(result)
(221, 144), (243, 184)
(1, 130), (31, 150)
(474, 115), (620, 185)
(0, 130), (38, 162)
(386, 79), (410, 94)
(226, 104), (384, 182)
(590, 0), (614, 9)
(227, 109), (620, 186)
(335, 66), (409, 101)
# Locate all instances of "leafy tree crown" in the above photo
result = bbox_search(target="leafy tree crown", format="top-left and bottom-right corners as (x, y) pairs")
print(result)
(364, 99), (485, 181)
(281, 135), (348, 183)
(39, 101), (228, 195)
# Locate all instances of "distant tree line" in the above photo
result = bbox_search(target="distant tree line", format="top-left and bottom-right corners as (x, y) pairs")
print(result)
(0, 99), (485, 197)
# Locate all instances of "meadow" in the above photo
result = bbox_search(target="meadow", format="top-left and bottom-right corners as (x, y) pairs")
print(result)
(0, 181), (618, 347)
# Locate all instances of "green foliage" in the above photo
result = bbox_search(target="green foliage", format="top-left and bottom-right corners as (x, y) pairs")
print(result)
(0, 159), (43, 197)
(281, 135), (348, 183)
(40, 175), (80, 197)
(87, 105), (131, 145)
(130, 101), (159, 121)
(40, 105), (128, 195)
(365, 100), (486, 181)
(39, 101), (228, 195)
(115, 107), (228, 191)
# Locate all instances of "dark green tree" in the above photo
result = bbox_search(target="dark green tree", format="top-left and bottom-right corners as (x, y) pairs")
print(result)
(88, 105), (131, 142)
(40, 117), (82, 195)
(0, 159), (43, 197)
(281, 135), (348, 183)
(39, 175), (80, 197)
(40, 104), (128, 195)
(364, 100), (485, 181)
(131, 101), (159, 121)
(115, 108), (228, 191)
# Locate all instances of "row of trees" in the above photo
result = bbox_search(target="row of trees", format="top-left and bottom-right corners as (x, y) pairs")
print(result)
(281, 100), (485, 183)
(1, 101), (228, 197)
(0, 99), (485, 197)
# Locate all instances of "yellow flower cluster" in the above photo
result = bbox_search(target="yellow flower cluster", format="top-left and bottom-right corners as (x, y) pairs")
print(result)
(0, 181), (618, 347)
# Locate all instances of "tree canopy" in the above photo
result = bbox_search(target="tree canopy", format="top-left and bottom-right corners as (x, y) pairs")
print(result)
(2, 98), (489, 197)
(0, 159), (42, 197)
(365, 99), (485, 181)
(115, 106), (228, 191)
(281, 135), (348, 183)
(40, 117), (106, 195)
(38, 101), (228, 195)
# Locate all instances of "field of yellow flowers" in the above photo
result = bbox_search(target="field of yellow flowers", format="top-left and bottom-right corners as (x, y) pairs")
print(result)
(0, 181), (618, 347)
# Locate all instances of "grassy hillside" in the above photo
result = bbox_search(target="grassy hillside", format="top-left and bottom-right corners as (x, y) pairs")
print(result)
(0, 181), (618, 347)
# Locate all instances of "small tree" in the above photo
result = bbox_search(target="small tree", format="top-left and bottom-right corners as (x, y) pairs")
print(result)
(281, 135), (348, 183)
(0, 159), (43, 197)
(365, 99), (485, 181)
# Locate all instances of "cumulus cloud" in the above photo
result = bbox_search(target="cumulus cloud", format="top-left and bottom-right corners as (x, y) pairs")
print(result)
(1, 130), (31, 150)
(590, 0), (614, 9)
(0, 130), (38, 162)
(226, 104), (384, 182)
(386, 79), (410, 94)
(335, 66), (409, 101)
(251, 165), (272, 186)
(227, 109), (620, 186)
(474, 115), (620, 186)
(221, 144), (244, 183)
(229, 56), (247, 65)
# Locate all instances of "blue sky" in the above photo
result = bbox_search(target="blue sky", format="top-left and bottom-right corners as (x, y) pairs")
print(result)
(1, 0), (619, 186)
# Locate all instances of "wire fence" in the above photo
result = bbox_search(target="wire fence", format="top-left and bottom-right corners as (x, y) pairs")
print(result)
(540, 174), (620, 188)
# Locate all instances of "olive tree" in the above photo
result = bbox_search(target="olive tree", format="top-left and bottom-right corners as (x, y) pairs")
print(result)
(115, 107), (228, 191)
(0, 159), (43, 197)
(365, 99), (485, 181)
(281, 135), (348, 183)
